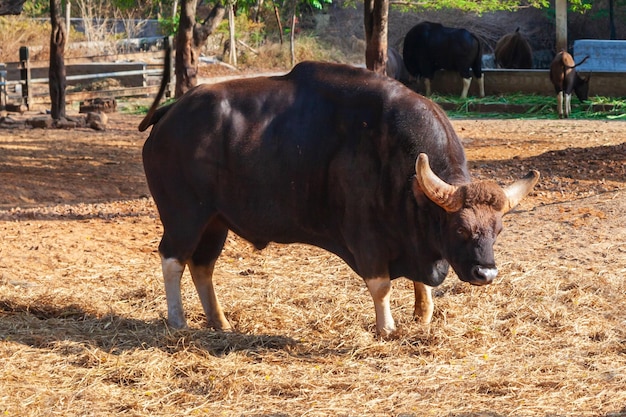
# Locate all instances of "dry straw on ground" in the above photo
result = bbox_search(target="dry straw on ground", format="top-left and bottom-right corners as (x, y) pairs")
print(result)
(0, 114), (625, 416)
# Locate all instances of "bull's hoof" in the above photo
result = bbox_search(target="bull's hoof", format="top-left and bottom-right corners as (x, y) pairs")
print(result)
(167, 316), (188, 330)
(208, 319), (233, 332)
(414, 313), (433, 325)
(376, 326), (399, 340)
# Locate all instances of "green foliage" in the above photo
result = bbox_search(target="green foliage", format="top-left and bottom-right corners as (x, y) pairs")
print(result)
(569, 0), (594, 13)
(158, 14), (180, 37)
(213, 12), (266, 45)
(389, 0), (593, 14)
(308, 0), (333, 10)
(22, 0), (49, 17)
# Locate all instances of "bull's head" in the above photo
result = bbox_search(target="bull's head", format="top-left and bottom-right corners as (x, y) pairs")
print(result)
(574, 73), (591, 102)
(414, 153), (539, 286)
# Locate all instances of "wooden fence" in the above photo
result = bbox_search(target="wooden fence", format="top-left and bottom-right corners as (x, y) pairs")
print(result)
(0, 37), (172, 112)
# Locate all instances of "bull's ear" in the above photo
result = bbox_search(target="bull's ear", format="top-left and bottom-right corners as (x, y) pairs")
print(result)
(415, 153), (463, 212)
(503, 170), (540, 213)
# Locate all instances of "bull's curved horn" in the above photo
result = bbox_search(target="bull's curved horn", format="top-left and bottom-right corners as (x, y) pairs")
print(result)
(502, 170), (540, 213)
(415, 153), (463, 212)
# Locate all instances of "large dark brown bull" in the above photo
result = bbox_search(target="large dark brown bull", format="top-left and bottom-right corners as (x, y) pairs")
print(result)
(139, 47), (539, 337)
(402, 21), (484, 98)
(495, 28), (533, 69)
(549, 50), (590, 118)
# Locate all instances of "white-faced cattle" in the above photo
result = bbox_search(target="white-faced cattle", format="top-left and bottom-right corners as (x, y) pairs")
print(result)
(494, 28), (533, 69)
(139, 46), (539, 338)
(549, 50), (590, 118)
(402, 21), (485, 98)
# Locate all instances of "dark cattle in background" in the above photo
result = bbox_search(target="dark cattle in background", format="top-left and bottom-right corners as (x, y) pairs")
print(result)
(402, 21), (485, 98)
(549, 50), (590, 118)
(139, 47), (539, 338)
(495, 28), (533, 69)
(386, 47), (410, 83)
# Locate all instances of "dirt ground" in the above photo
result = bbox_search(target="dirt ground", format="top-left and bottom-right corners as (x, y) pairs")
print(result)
(0, 110), (625, 416)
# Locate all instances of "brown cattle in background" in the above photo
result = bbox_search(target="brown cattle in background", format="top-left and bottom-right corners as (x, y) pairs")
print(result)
(402, 21), (485, 98)
(495, 28), (533, 69)
(549, 50), (590, 118)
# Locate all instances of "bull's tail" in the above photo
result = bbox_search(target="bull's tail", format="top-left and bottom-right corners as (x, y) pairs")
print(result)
(559, 49), (590, 70)
(138, 39), (172, 132)
(574, 55), (590, 68)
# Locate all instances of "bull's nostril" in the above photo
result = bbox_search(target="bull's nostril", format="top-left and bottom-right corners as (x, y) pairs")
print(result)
(472, 265), (498, 283)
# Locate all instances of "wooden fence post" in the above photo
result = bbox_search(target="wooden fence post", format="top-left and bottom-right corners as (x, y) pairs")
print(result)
(19, 46), (31, 110)
(142, 62), (147, 88)
(0, 63), (6, 111)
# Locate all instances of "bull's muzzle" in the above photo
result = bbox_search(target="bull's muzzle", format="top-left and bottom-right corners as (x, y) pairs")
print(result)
(470, 265), (498, 285)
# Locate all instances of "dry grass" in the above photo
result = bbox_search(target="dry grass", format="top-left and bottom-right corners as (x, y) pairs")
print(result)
(0, 16), (51, 62)
(0, 114), (625, 416)
(1, 211), (624, 416)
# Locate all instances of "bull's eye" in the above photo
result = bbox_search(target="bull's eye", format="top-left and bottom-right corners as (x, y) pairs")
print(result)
(457, 227), (471, 239)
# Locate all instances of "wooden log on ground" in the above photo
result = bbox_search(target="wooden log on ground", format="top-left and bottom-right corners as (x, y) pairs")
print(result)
(79, 97), (117, 113)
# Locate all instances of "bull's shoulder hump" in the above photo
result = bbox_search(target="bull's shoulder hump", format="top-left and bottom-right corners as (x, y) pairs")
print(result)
(286, 61), (411, 99)
(177, 75), (294, 105)
(287, 61), (376, 82)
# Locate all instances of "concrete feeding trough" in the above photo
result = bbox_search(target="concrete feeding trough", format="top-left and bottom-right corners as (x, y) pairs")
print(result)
(574, 40), (626, 72)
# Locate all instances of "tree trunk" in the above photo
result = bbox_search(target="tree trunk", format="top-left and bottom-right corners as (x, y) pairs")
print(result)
(609, 0), (616, 40)
(175, 0), (197, 98)
(49, 0), (67, 120)
(175, 0), (225, 98)
(555, 0), (567, 52)
(289, 0), (296, 67)
(64, 0), (70, 40)
(252, 0), (263, 22)
(0, 0), (26, 15)
(272, 1), (283, 45)
(194, 2), (225, 48)
(363, 0), (388, 74)
(228, 2), (236, 66)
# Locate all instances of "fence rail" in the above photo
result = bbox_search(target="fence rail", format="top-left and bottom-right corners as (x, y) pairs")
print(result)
(0, 37), (172, 112)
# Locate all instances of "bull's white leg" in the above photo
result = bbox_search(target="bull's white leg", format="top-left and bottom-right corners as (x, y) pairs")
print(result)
(161, 256), (187, 329)
(557, 91), (564, 118)
(413, 282), (434, 324)
(477, 75), (485, 97)
(424, 78), (432, 96)
(365, 277), (396, 337)
(461, 77), (472, 99)
(188, 261), (232, 331)
(565, 93), (572, 118)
